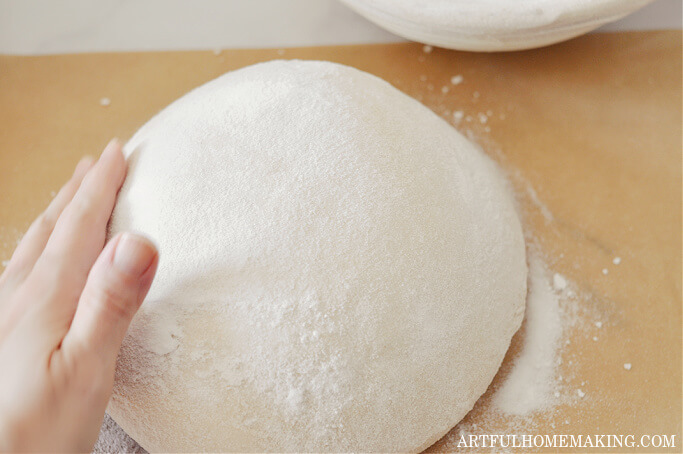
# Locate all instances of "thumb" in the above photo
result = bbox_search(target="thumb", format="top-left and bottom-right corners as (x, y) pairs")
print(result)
(62, 232), (158, 367)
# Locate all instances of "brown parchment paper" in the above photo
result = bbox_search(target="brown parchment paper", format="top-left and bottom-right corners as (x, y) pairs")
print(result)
(0, 31), (681, 452)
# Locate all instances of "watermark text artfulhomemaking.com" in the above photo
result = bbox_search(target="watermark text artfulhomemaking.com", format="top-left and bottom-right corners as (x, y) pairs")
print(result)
(454, 434), (677, 449)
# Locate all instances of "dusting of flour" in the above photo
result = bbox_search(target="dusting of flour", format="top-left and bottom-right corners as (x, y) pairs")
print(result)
(492, 251), (562, 416)
(93, 59), (582, 452)
(105, 59), (527, 453)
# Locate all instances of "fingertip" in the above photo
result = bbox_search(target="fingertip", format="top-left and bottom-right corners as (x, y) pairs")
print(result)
(73, 156), (95, 177)
(112, 232), (158, 279)
(59, 232), (159, 369)
(138, 249), (159, 297)
(100, 138), (125, 163)
(104, 137), (121, 154)
(99, 138), (127, 185)
(80, 154), (96, 164)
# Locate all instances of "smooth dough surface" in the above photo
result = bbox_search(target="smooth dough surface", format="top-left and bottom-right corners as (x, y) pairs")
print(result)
(108, 60), (526, 452)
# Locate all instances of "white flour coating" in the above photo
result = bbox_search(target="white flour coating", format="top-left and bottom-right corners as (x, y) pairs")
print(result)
(343, 0), (650, 30)
(339, 0), (652, 51)
(107, 60), (527, 452)
(94, 251), (569, 451)
(94, 252), (576, 449)
(492, 253), (562, 415)
(553, 272), (568, 291)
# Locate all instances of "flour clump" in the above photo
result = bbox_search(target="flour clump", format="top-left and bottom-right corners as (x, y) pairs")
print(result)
(108, 60), (527, 452)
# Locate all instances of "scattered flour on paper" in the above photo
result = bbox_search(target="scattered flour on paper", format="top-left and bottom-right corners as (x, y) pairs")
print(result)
(492, 251), (563, 416)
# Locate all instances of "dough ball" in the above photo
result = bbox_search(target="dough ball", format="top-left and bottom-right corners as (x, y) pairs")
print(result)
(340, 0), (653, 51)
(108, 60), (526, 452)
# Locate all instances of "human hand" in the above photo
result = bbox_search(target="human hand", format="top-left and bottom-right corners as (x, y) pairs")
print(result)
(0, 139), (158, 452)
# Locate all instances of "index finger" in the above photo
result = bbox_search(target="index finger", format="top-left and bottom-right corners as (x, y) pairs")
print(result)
(28, 139), (127, 319)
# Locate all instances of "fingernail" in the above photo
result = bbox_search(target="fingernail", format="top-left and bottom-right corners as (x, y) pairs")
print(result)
(101, 138), (121, 159)
(74, 156), (95, 175)
(113, 233), (157, 277)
